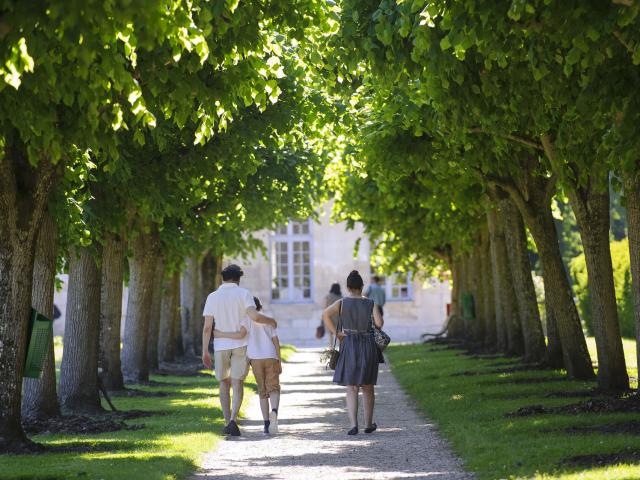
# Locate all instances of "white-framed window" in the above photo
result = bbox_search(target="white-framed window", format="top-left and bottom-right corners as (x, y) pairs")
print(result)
(271, 220), (313, 302)
(371, 269), (413, 301)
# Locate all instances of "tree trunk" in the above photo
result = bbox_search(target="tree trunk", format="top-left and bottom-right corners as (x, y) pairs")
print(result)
(174, 275), (184, 357)
(180, 255), (200, 356)
(480, 224), (496, 348)
(448, 252), (465, 338)
(159, 271), (180, 362)
(22, 212), (60, 419)
(569, 177), (628, 390)
(508, 185), (594, 378)
(59, 246), (103, 414)
(146, 258), (165, 372)
(487, 208), (508, 353)
(544, 280), (564, 368)
(0, 150), (57, 452)
(502, 199), (547, 363)
(122, 230), (159, 383)
(625, 172), (640, 388)
(469, 241), (485, 342)
(201, 251), (217, 301)
(99, 232), (125, 391)
(496, 208), (524, 355)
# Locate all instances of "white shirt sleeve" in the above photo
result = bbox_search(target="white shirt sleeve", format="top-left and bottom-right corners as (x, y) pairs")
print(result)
(244, 290), (256, 309)
(202, 293), (215, 317)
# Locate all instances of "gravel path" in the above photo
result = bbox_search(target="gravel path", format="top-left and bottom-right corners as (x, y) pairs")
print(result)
(193, 348), (474, 480)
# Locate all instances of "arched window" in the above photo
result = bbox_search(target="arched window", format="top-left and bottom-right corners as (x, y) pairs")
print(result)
(271, 220), (313, 302)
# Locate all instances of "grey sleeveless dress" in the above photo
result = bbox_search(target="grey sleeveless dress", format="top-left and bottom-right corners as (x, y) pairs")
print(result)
(333, 297), (379, 386)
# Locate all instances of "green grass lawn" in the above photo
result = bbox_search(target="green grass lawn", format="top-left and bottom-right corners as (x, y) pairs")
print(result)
(386, 339), (640, 480)
(1, 341), (297, 480)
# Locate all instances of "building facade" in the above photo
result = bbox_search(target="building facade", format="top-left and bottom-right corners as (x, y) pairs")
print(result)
(227, 202), (451, 346)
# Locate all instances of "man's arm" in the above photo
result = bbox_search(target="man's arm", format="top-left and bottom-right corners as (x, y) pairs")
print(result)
(202, 315), (214, 368)
(246, 306), (277, 328)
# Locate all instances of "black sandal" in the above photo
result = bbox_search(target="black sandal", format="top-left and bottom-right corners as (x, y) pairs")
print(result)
(364, 423), (377, 434)
(347, 426), (358, 435)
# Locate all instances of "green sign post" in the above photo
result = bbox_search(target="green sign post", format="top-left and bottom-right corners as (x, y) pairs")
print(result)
(24, 309), (53, 379)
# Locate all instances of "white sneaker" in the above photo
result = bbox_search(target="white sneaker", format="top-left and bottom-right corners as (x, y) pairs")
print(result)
(269, 410), (278, 434)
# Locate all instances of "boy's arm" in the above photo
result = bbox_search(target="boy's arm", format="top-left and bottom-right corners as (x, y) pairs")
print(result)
(272, 335), (282, 373)
(272, 335), (281, 360)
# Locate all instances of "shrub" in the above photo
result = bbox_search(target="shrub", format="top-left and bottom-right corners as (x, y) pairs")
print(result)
(570, 239), (634, 338)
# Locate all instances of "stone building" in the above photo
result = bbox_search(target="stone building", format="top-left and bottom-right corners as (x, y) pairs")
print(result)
(226, 202), (451, 346)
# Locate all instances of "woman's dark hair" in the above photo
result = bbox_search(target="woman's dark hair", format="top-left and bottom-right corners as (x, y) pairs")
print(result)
(346, 270), (364, 291)
(329, 283), (342, 296)
(253, 296), (262, 311)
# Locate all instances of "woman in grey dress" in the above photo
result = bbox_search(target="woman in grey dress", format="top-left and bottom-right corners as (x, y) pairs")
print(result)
(322, 270), (384, 435)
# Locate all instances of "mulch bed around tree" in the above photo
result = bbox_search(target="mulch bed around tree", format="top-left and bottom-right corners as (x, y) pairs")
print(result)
(482, 376), (570, 386)
(561, 450), (640, 468)
(22, 410), (155, 435)
(110, 388), (170, 398)
(565, 420), (640, 435)
(450, 370), (488, 377)
(508, 393), (640, 417)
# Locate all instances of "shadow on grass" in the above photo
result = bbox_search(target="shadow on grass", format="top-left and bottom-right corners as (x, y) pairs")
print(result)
(2, 371), (225, 480)
(386, 342), (640, 479)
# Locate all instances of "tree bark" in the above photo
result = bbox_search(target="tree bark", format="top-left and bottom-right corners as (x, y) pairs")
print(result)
(158, 271), (180, 362)
(146, 257), (165, 371)
(22, 212), (60, 419)
(448, 252), (465, 338)
(544, 279), (564, 368)
(174, 276), (185, 357)
(625, 171), (640, 388)
(201, 251), (217, 301)
(469, 241), (485, 342)
(502, 198), (547, 363)
(495, 208), (524, 355)
(59, 246), (103, 414)
(487, 208), (508, 353)
(0, 149), (58, 452)
(122, 230), (159, 383)
(497, 167), (594, 379)
(180, 255), (200, 356)
(480, 224), (497, 349)
(99, 231), (125, 391)
(568, 176), (628, 390)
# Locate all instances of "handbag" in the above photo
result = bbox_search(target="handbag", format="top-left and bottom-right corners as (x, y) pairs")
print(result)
(315, 322), (325, 339)
(372, 305), (391, 351)
(373, 327), (391, 351)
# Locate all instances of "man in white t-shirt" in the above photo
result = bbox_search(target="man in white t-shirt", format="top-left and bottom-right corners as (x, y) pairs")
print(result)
(201, 264), (277, 437)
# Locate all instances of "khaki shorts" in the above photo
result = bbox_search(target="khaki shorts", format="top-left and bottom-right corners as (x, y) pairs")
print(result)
(251, 358), (281, 399)
(214, 346), (249, 381)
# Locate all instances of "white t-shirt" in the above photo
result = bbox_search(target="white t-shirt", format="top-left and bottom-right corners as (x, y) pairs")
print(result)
(247, 321), (278, 360)
(202, 283), (255, 351)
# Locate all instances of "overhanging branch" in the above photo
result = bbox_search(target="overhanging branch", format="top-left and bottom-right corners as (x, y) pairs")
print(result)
(469, 127), (544, 151)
